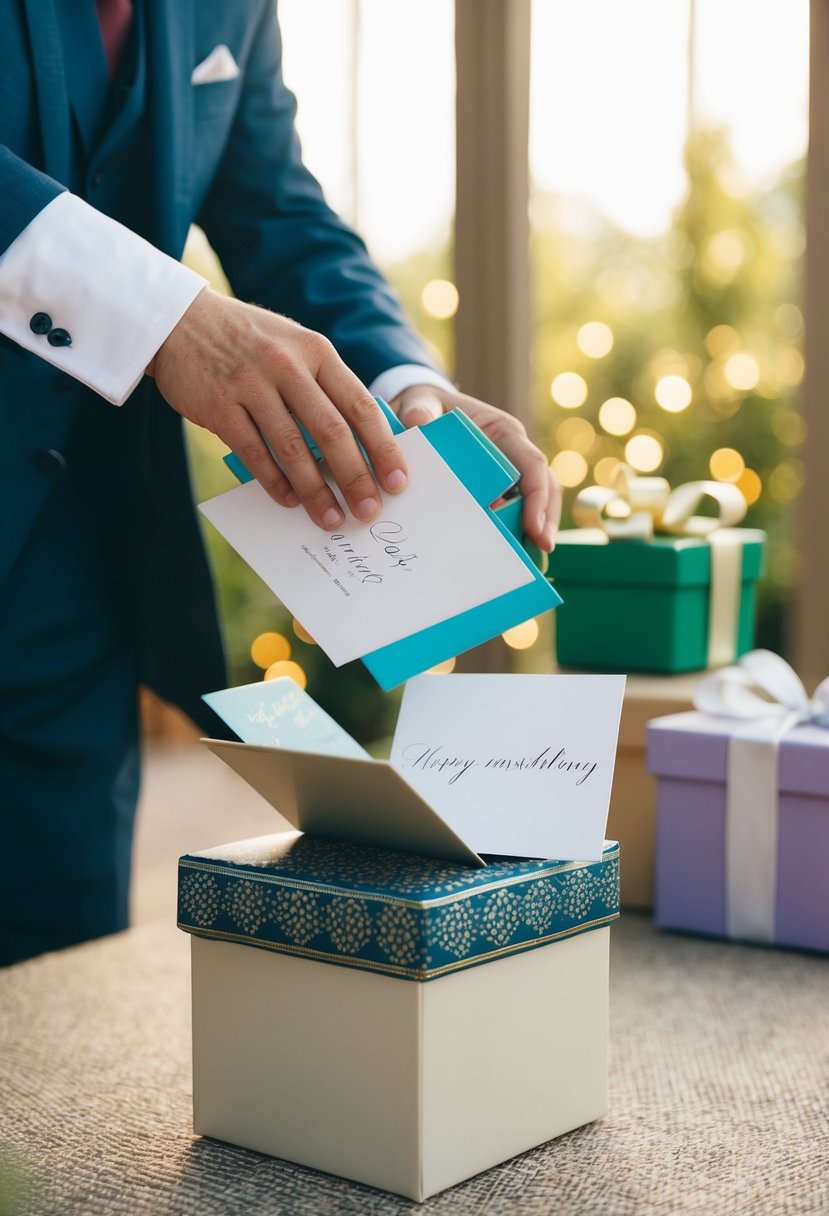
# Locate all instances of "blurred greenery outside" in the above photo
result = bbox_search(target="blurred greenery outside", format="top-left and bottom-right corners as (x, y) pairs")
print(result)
(183, 127), (803, 745)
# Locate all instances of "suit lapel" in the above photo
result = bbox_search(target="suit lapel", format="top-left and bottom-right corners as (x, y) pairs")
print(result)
(146, 0), (193, 256)
(22, 0), (72, 183)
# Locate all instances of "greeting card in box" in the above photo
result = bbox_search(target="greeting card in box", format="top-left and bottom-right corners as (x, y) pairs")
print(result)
(202, 672), (626, 865)
(549, 466), (765, 674)
(647, 651), (829, 952)
(178, 832), (620, 1202)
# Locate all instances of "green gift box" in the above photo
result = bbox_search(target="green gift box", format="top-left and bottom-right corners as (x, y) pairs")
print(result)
(549, 528), (766, 674)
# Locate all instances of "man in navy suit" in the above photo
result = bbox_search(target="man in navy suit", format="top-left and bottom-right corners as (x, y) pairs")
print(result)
(0, 0), (560, 964)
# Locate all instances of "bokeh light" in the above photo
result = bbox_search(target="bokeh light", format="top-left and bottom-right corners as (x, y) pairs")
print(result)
(724, 352), (760, 391)
(503, 619), (540, 650)
(703, 360), (740, 411)
(650, 349), (690, 379)
(705, 324), (742, 358)
(771, 409), (807, 446)
(774, 346), (804, 387)
(625, 433), (665, 473)
(427, 657), (456, 674)
(550, 371), (588, 408)
(699, 230), (748, 285)
(593, 457), (623, 487)
(709, 447), (745, 483)
(655, 374), (692, 413)
(264, 659), (307, 688)
(767, 459), (805, 504)
(551, 450), (589, 487)
(577, 321), (614, 358)
(556, 416), (596, 453)
(737, 468), (762, 506)
(251, 631), (291, 669)
(292, 618), (318, 645)
(598, 396), (637, 435)
(774, 303), (804, 340)
(421, 278), (459, 320)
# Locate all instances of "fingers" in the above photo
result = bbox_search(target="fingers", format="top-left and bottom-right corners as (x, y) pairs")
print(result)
(430, 387), (561, 551)
(155, 292), (560, 543)
(543, 469), (563, 546)
(251, 359), (408, 530)
(395, 387), (443, 429)
(315, 355), (408, 497)
(524, 465), (561, 552)
(248, 368), (362, 529)
(230, 318), (405, 527)
(222, 406), (300, 509)
(154, 295), (411, 530)
(249, 334), (407, 530)
(508, 434), (558, 551)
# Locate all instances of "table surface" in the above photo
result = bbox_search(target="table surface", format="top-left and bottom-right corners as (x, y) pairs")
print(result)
(2, 914), (827, 1216)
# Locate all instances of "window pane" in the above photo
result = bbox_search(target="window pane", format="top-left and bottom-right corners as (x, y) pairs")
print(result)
(280, 0), (456, 372)
(530, 0), (808, 653)
(281, 0), (455, 284)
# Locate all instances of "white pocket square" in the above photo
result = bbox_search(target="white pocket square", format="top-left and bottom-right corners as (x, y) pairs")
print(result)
(191, 44), (240, 85)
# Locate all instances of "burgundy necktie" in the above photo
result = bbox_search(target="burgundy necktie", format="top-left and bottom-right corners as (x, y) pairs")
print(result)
(96, 0), (134, 81)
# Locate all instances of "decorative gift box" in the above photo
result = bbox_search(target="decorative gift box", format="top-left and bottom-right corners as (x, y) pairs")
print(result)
(604, 673), (697, 907)
(550, 466), (765, 674)
(647, 651), (829, 952)
(178, 832), (620, 1201)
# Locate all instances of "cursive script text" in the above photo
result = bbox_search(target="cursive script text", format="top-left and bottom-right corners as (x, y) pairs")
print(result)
(401, 743), (599, 786)
(369, 520), (418, 571)
(327, 535), (383, 584)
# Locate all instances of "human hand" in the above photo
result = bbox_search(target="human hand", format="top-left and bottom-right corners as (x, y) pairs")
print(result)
(146, 288), (407, 529)
(392, 384), (561, 551)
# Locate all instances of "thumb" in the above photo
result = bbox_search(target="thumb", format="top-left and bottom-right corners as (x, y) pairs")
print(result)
(395, 386), (444, 429)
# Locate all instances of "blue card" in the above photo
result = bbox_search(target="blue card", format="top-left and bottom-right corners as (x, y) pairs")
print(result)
(202, 677), (369, 758)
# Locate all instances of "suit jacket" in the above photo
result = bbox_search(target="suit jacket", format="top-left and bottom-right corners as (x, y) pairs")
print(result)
(0, 0), (437, 730)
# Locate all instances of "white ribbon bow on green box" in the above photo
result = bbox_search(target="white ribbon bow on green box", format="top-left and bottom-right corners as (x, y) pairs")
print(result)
(569, 464), (752, 668)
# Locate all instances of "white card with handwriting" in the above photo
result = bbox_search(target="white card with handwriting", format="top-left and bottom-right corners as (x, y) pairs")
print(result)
(390, 673), (626, 860)
(199, 429), (534, 667)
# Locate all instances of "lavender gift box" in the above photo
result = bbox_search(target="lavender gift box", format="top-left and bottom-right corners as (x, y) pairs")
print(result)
(646, 711), (829, 953)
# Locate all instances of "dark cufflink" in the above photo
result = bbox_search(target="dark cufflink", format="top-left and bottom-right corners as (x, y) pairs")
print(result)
(30, 312), (53, 335)
(47, 328), (72, 348)
(32, 448), (67, 477)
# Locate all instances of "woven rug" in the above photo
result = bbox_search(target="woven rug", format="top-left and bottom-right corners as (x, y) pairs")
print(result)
(1, 914), (827, 1216)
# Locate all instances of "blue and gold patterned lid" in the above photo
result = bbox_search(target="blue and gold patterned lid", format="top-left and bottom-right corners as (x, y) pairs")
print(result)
(178, 833), (620, 982)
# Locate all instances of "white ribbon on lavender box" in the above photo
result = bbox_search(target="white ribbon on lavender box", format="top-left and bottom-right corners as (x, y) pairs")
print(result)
(695, 650), (829, 943)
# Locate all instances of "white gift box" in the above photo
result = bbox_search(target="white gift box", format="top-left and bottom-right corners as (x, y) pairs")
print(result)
(179, 833), (620, 1202)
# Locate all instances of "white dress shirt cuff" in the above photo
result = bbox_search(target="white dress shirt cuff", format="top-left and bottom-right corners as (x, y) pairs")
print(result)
(369, 363), (455, 407)
(0, 192), (207, 405)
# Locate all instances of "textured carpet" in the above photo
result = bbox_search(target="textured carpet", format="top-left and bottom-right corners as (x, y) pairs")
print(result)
(1, 915), (827, 1216)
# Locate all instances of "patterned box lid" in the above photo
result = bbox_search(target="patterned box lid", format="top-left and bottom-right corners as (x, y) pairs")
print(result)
(178, 834), (620, 982)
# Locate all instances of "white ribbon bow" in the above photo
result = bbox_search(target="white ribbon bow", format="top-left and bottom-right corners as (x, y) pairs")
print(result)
(694, 650), (829, 942)
(571, 463), (747, 541)
(568, 464), (752, 667)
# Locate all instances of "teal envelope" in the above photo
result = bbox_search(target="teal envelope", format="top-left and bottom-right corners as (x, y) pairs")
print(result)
(223, 400), (561, 690)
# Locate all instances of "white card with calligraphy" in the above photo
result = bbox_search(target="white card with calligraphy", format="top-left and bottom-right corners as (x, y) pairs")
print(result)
(390, 673), (626, 860)
(199, 429), (534, 668)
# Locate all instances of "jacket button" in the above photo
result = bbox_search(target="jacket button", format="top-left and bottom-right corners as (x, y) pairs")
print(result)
(30, 312), (52, 335)
(47, 328), (72, 348)
(32, 448), (67, 477)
